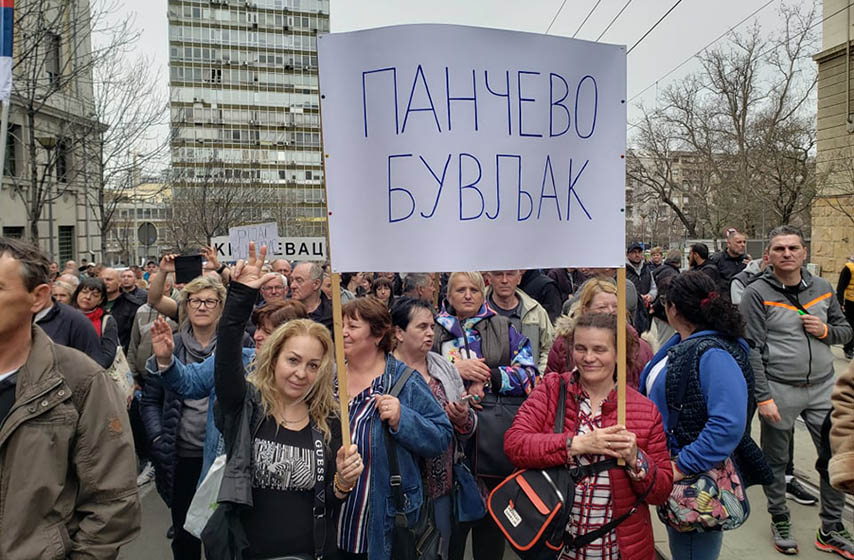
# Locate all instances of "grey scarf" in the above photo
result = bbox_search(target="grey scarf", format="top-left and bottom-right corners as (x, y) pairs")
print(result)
(176, 322), (217, 364)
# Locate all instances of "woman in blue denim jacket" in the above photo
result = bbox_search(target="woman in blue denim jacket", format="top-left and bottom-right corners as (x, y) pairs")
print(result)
(147, 299), (309, 481)
(337, 296), (453, 560)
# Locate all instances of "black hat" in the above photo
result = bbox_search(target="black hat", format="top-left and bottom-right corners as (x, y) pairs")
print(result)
(626, 242), (643, 253)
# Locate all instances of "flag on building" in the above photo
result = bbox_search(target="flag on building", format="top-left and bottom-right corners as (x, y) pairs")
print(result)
(0, 0), (12, 102)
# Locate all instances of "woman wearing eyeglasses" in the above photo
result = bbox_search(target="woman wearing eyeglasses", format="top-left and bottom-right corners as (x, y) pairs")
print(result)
(140, 275), (251, 560)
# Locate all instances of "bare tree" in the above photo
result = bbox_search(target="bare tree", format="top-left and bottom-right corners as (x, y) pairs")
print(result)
(166, 159), (276, 250)
(7, 0), (142, 242)
(629, 1), (818, 238)
(81, 48), (169, 247)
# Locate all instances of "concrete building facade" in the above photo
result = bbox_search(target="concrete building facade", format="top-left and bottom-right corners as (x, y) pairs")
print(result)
(813, 0), (854, 280)
(0, 0), (103, 263)
(167, 0), (330, 241)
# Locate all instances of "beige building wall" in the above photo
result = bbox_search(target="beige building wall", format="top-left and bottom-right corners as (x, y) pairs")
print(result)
(813, 0), (854, 281)
(0, 0), (102, 263)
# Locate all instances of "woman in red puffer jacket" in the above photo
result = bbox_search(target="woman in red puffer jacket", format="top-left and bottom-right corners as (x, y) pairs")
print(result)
(546, 277), (653, 390)
(505, 313), (673, 560)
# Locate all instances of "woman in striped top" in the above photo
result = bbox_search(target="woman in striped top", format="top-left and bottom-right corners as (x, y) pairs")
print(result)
(337, 296), (453, 560)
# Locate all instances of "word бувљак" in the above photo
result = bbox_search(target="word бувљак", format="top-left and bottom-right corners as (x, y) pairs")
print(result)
(362, 66), (600, 224)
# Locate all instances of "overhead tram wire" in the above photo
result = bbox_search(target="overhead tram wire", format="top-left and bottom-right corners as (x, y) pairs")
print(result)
(629, 0), (854, 103)
(626, 0), (854, 131)
(545, 0), (570, 34)
(626, 0), (685, 54)
(574, 0), (605, 38)
(628, 0), (788, 103)
(597, 0), (636, 42)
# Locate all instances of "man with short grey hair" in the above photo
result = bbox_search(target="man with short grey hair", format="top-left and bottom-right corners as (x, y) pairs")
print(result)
(270, 258), (292, 287)
(291, 261), (333, 333)
(58, 272), (80, 288)
(741, 224), (854, 556)
(403, 272), (437, 304)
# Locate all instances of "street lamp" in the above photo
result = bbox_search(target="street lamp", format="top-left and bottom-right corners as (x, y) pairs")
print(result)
(37, 136), (57, 259)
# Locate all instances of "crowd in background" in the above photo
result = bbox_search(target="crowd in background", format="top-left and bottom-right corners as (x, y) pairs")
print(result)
(3, 224), (854, 560)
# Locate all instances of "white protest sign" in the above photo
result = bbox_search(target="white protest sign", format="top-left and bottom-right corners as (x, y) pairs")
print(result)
(211, 236), (327, 262)
(228, 222), (279, 261)
(318, 24), (626, 273)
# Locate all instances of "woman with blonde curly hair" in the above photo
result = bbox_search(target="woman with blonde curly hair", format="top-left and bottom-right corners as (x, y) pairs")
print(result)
(546, 277), (652, 390)
(207, 243), (363, 560)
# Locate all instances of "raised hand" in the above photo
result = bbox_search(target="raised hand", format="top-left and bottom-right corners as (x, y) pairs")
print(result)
(201, 246), (221, 272)
(231, 242), (277, 290)
(151, 317), (174, 368)
(159, 254), (179, 273)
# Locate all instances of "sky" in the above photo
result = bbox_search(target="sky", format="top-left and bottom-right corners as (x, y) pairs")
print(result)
(112, 0), (807, 148)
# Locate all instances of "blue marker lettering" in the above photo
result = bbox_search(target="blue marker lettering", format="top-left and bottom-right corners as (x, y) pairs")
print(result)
(574, 75), (598, 139)
(566, 158), (592, 221)
(402, 64), (442, 134)
(362, 67), (399, 138)
(538, 155), (562, 220)
(459, 153), (484, 221)
(517, 71), (542, 138)
(484, 70), (512, 135)
(549, 73), (570, 137)
(445, 68), (478, 132)
(388, 154), (414, 223)
(419, 154), (452, 219)
(490, 154), (520, 220)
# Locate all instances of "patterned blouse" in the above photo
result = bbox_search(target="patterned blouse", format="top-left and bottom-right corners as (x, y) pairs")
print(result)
(336, 376), (385, 554)
(561, 390), (650, 560)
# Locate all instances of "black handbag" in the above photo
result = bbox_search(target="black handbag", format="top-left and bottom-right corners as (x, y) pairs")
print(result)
(385, 367), (442, 560)
(474, 392), (526, 478)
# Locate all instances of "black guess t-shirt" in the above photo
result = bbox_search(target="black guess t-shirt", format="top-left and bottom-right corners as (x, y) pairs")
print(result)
(243, 416), (341, 559)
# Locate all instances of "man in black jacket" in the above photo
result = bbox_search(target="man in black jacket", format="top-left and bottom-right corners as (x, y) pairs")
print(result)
(625, 242), (657, 303)
(519, 269), (561, 323)
(101, 267), (146, 353)
(34, 297), (101, 358)
(689, 243), (722, 286)
(709, 227), (749, 297)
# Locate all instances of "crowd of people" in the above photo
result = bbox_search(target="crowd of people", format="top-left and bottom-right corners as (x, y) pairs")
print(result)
(3, 224), (854, 560)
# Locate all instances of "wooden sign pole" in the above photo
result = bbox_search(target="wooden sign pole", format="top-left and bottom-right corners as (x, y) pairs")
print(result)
(317, 83), (351, 447)
(329, 272), (350, 447)
(616, 267), (627, 466)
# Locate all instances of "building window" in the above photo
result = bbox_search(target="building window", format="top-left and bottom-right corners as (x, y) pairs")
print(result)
(4, 124), (18, 177)
(58, 226), (74, 263)
(46, 32), (61, 87)
(56, 138), (69, 183)
(2, 226), (24, 239)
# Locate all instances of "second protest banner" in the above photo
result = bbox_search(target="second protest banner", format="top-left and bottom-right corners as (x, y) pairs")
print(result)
(318, 24), (627, 272)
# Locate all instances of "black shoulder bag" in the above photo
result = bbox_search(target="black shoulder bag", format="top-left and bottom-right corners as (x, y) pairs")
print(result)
(384, 367), (442, 560)
(488, 378), (655, 560)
